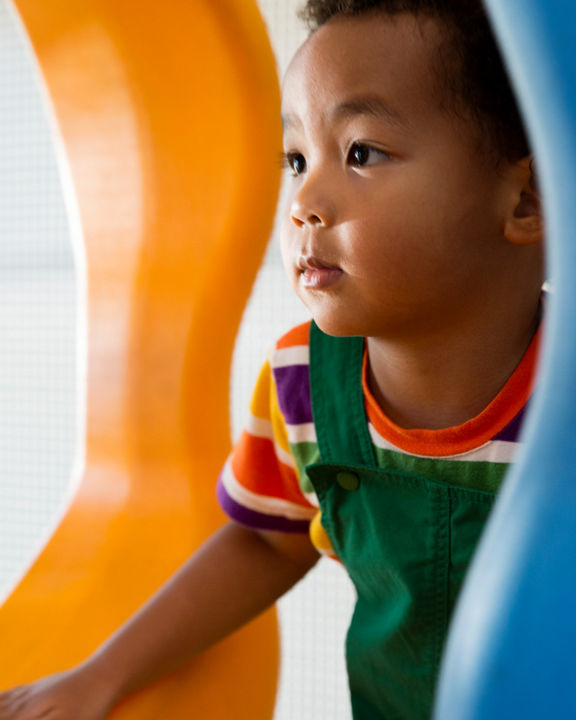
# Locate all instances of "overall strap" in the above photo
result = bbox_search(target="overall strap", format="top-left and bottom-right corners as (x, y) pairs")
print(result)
(309, 321), (376, 467)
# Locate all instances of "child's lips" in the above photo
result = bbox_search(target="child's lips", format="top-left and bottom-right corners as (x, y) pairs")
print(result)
(298, 255), (344, 289)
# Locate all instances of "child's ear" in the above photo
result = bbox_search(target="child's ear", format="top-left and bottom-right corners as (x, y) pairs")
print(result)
(504, 155), (543, 245)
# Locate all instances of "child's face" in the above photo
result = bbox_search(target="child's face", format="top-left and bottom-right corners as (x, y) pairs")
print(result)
(280, 13), (521, 340)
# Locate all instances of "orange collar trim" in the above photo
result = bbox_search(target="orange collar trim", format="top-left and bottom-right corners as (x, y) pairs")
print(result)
(362, 327), (541, 457)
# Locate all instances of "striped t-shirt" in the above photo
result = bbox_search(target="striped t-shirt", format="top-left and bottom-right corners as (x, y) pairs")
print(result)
(217, 321), (540, 558)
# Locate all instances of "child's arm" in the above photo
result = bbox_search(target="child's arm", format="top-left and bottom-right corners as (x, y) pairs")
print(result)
(0, 521), (319, 720)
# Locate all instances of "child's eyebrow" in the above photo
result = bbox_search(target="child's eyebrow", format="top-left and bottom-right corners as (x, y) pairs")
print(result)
(281, 95), (409, 134)
(331, 96), (410, 129)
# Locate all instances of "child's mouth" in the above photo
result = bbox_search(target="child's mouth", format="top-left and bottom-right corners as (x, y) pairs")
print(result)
(298, 255), (344, 289)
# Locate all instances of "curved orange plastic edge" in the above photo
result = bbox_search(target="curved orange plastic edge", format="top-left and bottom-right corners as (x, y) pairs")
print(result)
(0, 1), (282, 717)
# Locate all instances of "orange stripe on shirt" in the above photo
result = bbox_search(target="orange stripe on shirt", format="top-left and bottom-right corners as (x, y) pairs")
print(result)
(230, 430), (315, 509)
(275, 320), (311, 350)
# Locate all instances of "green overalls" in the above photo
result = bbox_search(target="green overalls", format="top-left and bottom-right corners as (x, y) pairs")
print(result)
(306, 322), (496, 720)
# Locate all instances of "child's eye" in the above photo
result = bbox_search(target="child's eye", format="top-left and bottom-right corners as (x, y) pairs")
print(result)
(282, 151), (307, 176)
(347, 141), (389, 167)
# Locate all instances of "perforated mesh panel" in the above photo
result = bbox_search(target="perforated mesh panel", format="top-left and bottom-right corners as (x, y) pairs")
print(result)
(0, 0), (82, 606)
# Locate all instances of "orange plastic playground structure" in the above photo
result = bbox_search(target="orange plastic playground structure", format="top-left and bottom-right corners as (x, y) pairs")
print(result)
(0, 0), (282, 717)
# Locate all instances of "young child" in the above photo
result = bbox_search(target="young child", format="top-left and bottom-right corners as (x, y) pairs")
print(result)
(0, 1), (544, 718)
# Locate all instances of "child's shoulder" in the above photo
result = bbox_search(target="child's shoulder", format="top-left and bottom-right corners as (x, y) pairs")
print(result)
(267, 321), (313, 430)
(263, 321), (312, 407)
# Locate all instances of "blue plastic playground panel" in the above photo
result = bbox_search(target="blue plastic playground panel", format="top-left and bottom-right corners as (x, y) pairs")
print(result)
(435, 1), (576, 717)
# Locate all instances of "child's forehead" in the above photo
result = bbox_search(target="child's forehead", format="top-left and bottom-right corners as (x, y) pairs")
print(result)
(281, 13), (448, 124)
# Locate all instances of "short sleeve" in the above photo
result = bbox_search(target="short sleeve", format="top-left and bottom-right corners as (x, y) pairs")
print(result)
(217, 353), (317, 533)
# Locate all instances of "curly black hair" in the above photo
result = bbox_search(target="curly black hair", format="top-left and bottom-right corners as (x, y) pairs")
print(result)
(298, 0), (529, 162)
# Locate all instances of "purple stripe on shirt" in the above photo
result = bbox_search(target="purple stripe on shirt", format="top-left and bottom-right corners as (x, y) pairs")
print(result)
(272, 363), (313, 425)
(494, 405), (528, 443)
(217, 476), (311, 534)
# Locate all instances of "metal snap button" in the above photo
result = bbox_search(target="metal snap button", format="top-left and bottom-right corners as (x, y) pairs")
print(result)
(336, 471), (360, 491)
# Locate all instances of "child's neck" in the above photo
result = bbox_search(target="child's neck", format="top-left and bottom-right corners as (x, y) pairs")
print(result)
(366, 302), (541, 431)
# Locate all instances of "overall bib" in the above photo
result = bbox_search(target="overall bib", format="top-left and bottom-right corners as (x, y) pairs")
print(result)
(306, 322), (496, 720)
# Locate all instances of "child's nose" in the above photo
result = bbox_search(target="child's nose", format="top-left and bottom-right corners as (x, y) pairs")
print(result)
(289, 173), (334, 229)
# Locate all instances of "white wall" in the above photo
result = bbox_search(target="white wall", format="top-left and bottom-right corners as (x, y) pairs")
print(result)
(0, 0), (81, 606)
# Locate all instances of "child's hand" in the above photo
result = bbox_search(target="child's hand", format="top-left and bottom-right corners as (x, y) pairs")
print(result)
(0, 523), (318, 720)
(0, 667), (115, 720)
